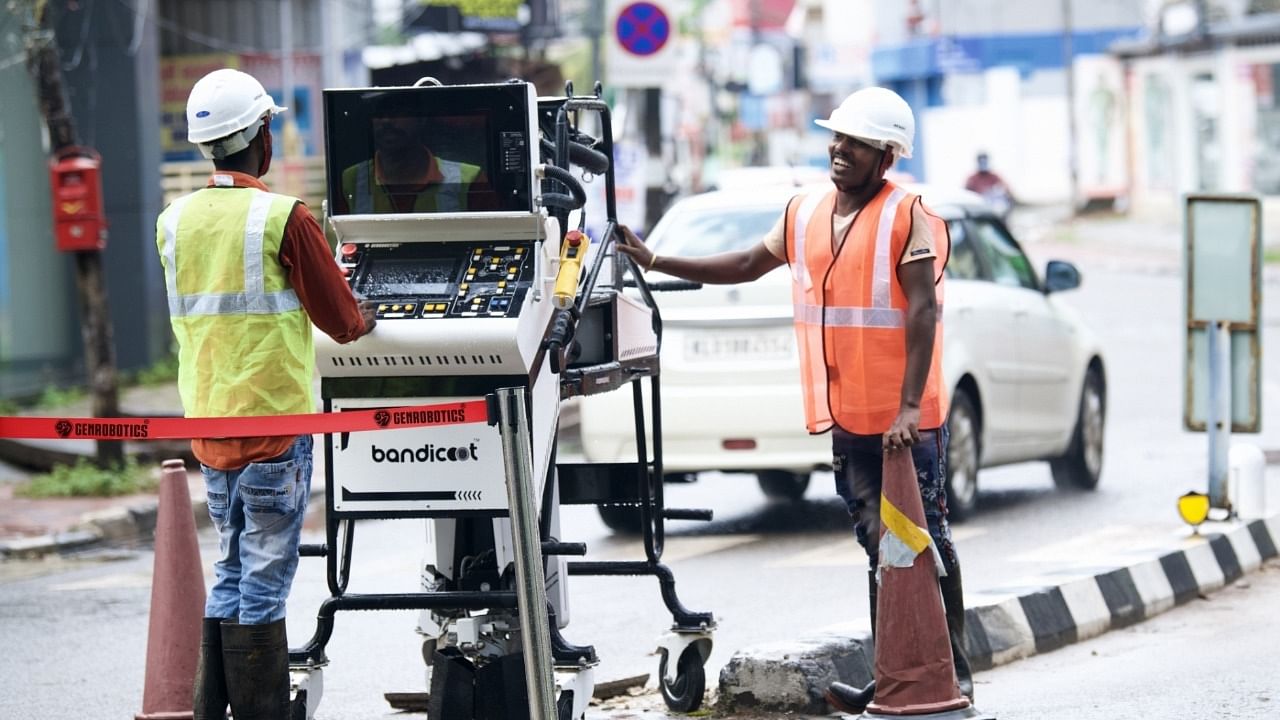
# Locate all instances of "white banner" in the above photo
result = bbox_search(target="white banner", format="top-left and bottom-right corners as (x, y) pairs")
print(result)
(329, 396), (508, 514)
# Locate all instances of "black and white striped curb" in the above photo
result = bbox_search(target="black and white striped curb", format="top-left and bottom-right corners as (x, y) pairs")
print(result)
(717, 515), (1280, 715)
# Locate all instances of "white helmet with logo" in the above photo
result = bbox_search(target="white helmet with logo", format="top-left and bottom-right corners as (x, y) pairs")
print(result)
(815, 87), (915, 159)
(186, 69), (287, 160)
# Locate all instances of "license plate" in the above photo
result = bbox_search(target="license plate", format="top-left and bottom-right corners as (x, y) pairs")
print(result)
(683, 330), (794, 361)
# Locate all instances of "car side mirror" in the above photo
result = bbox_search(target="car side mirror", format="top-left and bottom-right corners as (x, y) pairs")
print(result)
(1044, 260), (1081, 294)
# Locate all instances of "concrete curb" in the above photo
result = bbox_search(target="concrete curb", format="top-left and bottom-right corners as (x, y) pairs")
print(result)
(717, 515), (1280, 714)
(0, 497), (205, 560)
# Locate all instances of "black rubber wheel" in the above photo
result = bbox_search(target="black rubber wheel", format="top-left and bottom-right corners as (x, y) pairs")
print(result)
(1051, 367), (1106, 490)
(557, 690), (575, 720)
(597, 504), (643, 533)
(289, 690), (308, 720)
(756, 470), (811, 500)
(659, 645), (706, 712)
(945, 389), (981, 521)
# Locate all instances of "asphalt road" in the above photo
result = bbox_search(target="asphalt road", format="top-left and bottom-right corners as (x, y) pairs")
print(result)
(1, 234), (1278, 719)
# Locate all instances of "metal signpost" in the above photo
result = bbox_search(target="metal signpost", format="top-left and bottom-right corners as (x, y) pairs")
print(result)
(1183, 193), (1263, 510)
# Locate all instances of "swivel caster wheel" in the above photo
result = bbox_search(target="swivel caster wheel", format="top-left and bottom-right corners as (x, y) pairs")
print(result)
(658, 645), (706, 712)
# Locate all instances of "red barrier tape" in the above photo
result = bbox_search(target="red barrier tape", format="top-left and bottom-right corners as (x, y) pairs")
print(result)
(0, 399), (491, 441)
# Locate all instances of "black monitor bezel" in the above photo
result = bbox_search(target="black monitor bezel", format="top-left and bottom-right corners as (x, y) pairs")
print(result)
(323, 82), (535, 216)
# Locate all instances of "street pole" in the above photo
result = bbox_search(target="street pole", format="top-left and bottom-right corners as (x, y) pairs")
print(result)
(25, 0), (123, 468)
(589, 0), (604, 86)
(1206, 320), (1232, 511)
(1062, 0), (1080, 214)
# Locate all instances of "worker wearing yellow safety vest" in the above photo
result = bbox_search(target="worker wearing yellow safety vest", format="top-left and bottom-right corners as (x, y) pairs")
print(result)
(336, 115), (495, 214)
(157, 68), (376, 720)
(616, 87), (972, 715)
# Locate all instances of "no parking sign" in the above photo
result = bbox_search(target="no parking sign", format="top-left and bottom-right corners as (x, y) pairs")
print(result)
(606, 0), (678, 88)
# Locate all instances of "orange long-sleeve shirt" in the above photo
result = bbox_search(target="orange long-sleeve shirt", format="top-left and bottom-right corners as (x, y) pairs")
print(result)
(191, 171), (365, 470)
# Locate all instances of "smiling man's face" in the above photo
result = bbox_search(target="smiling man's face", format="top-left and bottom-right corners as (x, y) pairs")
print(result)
(828, 132), (889, 194)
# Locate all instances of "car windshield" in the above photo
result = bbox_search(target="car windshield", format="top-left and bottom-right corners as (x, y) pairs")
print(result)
(649, 202), (785, 256)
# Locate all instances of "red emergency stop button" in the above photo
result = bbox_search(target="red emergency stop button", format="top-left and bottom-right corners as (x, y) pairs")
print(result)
(566, 231), (583, 247)
(340, 243), (358, 258)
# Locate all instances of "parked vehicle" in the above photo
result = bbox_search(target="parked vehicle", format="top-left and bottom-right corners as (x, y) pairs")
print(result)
(566, 183), (1106, 530)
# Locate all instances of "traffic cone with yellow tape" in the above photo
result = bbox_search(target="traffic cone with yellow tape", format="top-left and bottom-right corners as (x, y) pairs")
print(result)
(861, 449), (994, 719)
(136, 459), (205, 720)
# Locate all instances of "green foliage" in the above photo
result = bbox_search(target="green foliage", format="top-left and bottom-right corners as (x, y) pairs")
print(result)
(1265, 246), (1280, 265)
(34, 385), (85, 410)
(16, 457), (156, 498)
(132, 353), (180, 386)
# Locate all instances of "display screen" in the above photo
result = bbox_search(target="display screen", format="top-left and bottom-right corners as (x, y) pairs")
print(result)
(359, 258), (458, 298)
(325, 84), (534, 216)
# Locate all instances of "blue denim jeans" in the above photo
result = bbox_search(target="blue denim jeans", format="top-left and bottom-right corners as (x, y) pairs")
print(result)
(201, 435), (312, 625)
(831, 426), (959, 573)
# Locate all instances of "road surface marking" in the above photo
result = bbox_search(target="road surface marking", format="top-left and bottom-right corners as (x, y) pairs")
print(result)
(766, 525), (986, 568)
(590, 533), (767, 563)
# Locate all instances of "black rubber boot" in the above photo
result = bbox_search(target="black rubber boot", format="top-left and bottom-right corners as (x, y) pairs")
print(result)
(940, 562), (974, 702)
(194, 617), (229, 720)
(825, 570), (878, 713)
(222, 619), (290, 720)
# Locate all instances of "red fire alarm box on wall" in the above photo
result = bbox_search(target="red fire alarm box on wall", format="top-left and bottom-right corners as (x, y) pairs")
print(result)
(49, 147), (108, 253)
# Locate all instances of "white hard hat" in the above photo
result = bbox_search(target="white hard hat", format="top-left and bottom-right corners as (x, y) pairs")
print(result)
(815, 87), (915, 160)
(186, 69), (287, 160)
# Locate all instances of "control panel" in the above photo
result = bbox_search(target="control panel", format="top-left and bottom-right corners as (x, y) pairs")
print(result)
(339, 241), (536, 320)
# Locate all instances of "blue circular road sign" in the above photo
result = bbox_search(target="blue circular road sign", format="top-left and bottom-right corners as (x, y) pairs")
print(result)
(616, 2), (670, 57)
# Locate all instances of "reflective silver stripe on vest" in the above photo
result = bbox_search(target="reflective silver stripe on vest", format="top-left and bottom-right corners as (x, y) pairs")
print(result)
(243, 191), (273, 297)
(435, 160), (465, 212)
(791, 191), (825, 285)
(169, 291), (301, 317)
(163, 189), (301, 318)
(161, 194), (195, 303)
(796, 302), (905, 328)
(354, 163), (373, 213)
(355, 159), (467, 213)
(873, 187), (908, 309)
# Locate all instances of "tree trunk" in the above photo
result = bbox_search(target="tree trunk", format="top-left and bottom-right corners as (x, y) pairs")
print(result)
(26, 1), (123, 467)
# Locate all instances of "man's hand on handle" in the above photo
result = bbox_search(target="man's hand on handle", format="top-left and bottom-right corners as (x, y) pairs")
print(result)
(357, 300), (378, 338)
(615, 225), (655, 271)
(883, 406), (922, 451)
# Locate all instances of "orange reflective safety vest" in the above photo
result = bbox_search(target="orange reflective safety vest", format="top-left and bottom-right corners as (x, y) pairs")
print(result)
(784, 182), (951, 435)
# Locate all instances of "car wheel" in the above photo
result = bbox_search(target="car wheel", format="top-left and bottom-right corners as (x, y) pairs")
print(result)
(945, 389), (980, 521)
(1051, 367), (1105, 491)
(597, 504), (643, 533)
(756, 471), (811, 501)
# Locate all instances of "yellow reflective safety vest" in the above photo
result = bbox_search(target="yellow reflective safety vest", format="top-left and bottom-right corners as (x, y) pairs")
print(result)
(156, 186), (315, 418)
(784, 182), (950, 435)
(341, 157), (482, 213)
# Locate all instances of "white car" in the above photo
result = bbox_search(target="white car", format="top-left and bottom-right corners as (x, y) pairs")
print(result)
(567, 183), (1106, 529)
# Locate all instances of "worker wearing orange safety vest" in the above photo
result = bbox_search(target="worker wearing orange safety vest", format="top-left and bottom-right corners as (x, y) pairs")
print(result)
(617, 87), (972, 715)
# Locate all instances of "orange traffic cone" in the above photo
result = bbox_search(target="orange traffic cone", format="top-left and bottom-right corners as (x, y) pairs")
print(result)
(864, 449), (993, 719)
(136, 459), (206, 720)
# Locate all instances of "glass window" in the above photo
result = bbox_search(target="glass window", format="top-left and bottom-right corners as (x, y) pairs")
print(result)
(971, 219), (1038, 290)
(944, 220), (983, 281)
